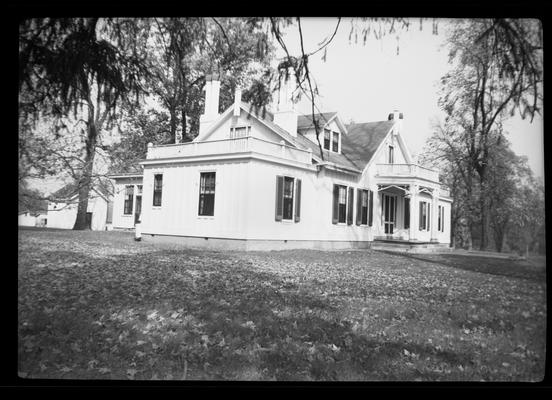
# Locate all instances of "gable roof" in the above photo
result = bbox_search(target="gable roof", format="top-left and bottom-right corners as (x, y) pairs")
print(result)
(52, 180), (113, 202)
(297, 112), (338, 130)
(340, 121), (394, 170)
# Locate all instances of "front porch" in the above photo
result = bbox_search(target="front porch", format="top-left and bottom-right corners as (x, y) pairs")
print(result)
(374, 164), (453, 245)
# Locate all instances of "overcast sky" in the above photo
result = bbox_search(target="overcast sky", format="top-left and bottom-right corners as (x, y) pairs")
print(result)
(277, 18), (544, 178)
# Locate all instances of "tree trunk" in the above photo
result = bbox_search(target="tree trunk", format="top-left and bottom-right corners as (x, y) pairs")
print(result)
(169, 108), (177, 144)
(72, 108), (98, 230)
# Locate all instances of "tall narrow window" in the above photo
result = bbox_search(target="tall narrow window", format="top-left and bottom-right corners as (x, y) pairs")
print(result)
(419, 201), (430, 231)
(438, 205), (445, 232)
(332, 132), (339, 152)
(324, 129), (331, 150)
(283, 177), (294, 220)
(337, 185), (347, 223)
(404, 198), (410, 229)
(362, 190), (369, 225)
(368, 190), (374, 226)
(124, 185), (134, 215)
(388, 145), (394, 164)
(198, 172), (216, 216)
(153, 174), (163, 206)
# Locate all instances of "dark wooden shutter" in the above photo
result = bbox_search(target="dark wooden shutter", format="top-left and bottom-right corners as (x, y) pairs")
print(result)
(275, 175), (284, 221)
(356, 189), (362, 225)
(332, 185), (339, 224)
(294, 179), (301, 222)
(368, 190), (374, 226)
(347, 187), (354, 225)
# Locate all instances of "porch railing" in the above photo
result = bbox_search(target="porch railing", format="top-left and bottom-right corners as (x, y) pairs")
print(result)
(376, 163), (439, 182)
(146, 135), (313, 164)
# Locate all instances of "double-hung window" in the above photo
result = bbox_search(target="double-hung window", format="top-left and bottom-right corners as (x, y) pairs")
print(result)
(332, 132), (339, 152)
(323, 129), (331, 150)
(419, 201), (430, 231)
(198, 172), (216, 216)
(124, 185), (134, 215)
(356, 189), (370, 226)
(275, 175), (302, 222)
(332, 184), (353, 224)
(153, 174), (163, 206)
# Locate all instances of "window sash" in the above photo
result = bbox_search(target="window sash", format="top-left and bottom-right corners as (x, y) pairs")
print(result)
(283, 177), (294, 220)
(153, 174), (162, 206)
(124, 185), (134, 215)
(337, 185), (347, 223)
(323, 129), (330, 150)
(361, 190), (368, 225)
(332, 132), (339, 152)
(198, 172), (216, 216)
(389, 146), (394, 164)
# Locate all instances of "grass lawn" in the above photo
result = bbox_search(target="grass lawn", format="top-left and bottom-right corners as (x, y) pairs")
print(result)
(18, 228), (546, 381)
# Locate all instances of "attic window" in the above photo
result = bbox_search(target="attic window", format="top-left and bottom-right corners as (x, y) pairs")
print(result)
(230, 126), (250, 139)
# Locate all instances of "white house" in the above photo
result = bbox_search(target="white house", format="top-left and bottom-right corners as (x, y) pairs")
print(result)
(18, 211), (47, 227)
(114, 70), (452, 251)
(47, 183), (112, 231)
(108, 172), (144, 230)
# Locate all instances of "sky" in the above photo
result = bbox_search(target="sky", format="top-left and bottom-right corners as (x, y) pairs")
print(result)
(276, 18), (544, 178)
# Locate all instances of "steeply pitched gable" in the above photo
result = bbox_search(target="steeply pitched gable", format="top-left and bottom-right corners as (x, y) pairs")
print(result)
(340, 121), (395, 171)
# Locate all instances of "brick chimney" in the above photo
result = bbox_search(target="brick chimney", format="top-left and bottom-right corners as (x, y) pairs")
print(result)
(273, 66), (298, 137)
(388, 110), (403, 136)
(199, 73), (221, 136)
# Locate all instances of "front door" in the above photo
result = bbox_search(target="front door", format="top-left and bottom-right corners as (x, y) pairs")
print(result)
(382, 193), (397, 235)
(134, 195), (142, 224)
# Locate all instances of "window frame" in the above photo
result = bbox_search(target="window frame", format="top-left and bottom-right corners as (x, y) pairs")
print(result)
(388, 145), (394, 164)
(332, 131), (339, 153)
(323, 129), (331, 150)
(198, 171), (216, 217)
(282, 176), (295, 221)
(152, 174), (163, 207)
(360, 189), (369, 225)
(230, 125), (250, 139)
(337, 184), (347, 224)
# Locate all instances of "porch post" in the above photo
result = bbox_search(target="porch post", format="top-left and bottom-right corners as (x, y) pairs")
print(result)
(409, 184), (419, 241)
(430, 187), (440, 242)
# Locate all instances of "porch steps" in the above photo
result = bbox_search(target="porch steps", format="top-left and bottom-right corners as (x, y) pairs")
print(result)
(372, 239), (452, 254)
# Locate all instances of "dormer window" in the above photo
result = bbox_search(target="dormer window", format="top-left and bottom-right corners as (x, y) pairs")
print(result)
(332, 132), (339, 152)
(324, 129), (331, 150)
(322, 128), (340, 153)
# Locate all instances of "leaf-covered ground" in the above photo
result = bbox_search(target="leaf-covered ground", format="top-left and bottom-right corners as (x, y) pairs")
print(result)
(18, 228), (546, 381)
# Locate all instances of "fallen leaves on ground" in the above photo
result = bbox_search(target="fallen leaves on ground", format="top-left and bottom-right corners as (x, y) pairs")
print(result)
(18, 228), (546, 381)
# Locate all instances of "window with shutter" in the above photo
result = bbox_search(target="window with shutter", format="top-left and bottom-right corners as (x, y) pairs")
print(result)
(361, 190), (368, 225)
(332, 132), (339, 152)
(283, 177), (294, 220)
(337, 185), (347, 223)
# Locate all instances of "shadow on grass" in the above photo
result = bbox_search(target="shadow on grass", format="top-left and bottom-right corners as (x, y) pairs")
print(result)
(18, 245), (485, 381)
(377, 251), (546, 282)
